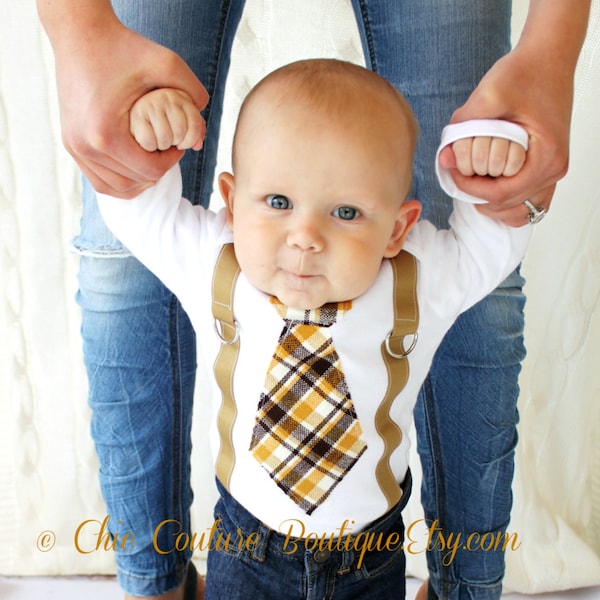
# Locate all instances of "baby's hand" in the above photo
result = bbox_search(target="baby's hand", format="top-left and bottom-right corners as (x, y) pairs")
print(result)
(130, 88), (206, 152)
(451, 136), (526, 178)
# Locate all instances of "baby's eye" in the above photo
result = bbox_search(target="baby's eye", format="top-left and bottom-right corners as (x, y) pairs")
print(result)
(266, 194), (292, 210)
(333, 206), (360, 220)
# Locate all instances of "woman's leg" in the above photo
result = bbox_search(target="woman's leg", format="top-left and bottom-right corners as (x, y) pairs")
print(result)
(74, 1), (245, 596)
(350, 2), (522, 598)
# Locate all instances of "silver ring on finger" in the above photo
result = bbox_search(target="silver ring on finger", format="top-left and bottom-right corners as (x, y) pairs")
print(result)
(524, 199), (546, 224)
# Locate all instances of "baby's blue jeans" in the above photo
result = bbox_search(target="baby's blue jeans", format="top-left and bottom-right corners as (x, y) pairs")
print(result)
(204, 474), (411, 599)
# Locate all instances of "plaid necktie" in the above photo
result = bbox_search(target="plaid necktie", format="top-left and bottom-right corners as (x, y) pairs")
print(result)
(250, 297), (366, 514)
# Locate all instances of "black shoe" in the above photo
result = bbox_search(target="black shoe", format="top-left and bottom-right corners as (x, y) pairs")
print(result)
(184, 561), (198, 600)
(428, 580), (439, 600)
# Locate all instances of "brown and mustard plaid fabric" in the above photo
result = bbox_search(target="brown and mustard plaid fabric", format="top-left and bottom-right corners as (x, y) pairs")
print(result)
(249, 297), (366, 515)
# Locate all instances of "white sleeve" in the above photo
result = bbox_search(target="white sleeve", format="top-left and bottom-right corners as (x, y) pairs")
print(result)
(435, 119), (529, 205)
(404, 202), (531, 317)
(96, 164), (230, 310)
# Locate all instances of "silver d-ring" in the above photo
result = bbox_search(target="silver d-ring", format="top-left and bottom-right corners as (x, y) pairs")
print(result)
(384, 332), (418, 359)
(524, 199), (546, 224)
(214, 319), (240, 345)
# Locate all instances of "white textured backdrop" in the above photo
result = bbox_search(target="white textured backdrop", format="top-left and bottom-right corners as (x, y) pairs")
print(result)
(1, 0), (599, 594)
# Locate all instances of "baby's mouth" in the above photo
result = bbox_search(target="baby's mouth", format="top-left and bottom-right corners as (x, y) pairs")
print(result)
(281, 269), (320, 289)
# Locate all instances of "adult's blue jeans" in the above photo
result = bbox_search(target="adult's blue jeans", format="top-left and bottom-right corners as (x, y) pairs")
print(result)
(74, 1), (523, 598)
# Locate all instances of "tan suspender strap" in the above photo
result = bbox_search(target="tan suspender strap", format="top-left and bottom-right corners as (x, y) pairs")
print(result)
(211, 245), (419, 505)
(212, 244), (241, 343)
(212, 244), (241, 490)
(375, 250), (419, 510)
(386, 251), (419, 356)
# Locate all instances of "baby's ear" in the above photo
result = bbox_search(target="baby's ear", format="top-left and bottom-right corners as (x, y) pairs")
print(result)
(384, 200), (421, 258)
(218, 172), (236, 228)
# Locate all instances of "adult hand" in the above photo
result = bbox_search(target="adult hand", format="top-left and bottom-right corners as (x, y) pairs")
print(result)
(46, 8), (208, 198)
(439, 1), (590, 226)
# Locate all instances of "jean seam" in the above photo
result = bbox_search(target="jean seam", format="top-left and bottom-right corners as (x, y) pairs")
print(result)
(352, 0), (377, 72)
(190, 3), (226, 205)
(191, 0), (241, 207)
(169, 294), (190, 576)
(421, 374), (450, 598)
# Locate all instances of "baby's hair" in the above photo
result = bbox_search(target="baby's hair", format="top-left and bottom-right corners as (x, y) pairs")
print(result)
(232, 58), (418, 172)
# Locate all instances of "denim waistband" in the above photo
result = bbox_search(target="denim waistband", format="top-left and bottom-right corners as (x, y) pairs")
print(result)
(213, 470), (412, 570)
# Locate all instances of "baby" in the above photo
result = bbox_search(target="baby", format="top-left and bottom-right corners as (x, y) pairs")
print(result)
(99, 59), (530, 599)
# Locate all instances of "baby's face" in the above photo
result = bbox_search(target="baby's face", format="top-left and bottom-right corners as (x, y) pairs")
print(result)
(220, 101), (419, 309)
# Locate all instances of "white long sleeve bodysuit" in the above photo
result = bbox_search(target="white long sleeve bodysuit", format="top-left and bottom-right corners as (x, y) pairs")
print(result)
(98, 121), (531, 538)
